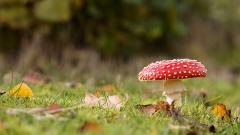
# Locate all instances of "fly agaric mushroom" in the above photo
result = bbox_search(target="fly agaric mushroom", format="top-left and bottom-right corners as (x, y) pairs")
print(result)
(138, 59), (207, 105)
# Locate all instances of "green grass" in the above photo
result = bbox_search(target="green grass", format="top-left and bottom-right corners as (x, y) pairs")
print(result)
(0, 78), (240, 135)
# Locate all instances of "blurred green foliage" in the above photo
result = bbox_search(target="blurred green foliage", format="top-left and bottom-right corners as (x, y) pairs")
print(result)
(210, 0), (240, 24)
(0, 0), (209, 56)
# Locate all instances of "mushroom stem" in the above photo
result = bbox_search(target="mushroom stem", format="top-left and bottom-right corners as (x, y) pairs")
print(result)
(162, 80), (186, 105)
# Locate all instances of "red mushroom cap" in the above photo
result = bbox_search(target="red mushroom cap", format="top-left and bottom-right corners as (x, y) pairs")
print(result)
(138, 59), (207, 81)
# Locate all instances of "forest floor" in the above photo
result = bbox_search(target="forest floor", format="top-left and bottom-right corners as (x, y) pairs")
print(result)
(0, 74), (240, 135)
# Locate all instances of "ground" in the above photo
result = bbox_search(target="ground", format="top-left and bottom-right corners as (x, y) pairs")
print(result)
(0, 77), (240, 135)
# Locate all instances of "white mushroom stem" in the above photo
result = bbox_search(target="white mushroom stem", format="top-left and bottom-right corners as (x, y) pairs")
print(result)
(162, 80), (186, 105)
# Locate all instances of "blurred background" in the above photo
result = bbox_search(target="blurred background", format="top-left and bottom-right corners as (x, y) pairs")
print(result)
(0, 0), (239, 82)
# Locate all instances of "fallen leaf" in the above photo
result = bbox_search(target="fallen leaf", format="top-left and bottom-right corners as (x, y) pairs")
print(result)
(137, 101), (170, 115)
(47, 103), (61, 110)
(79, 121), (102, 133)
(137, 101), (215, 132)
(108, 96), (121, 106)
(102, 95), (122, 110)
(211, 103), (231, 120)
(8, 82), (33, 97)
(82, 93), (101, 107)
(157, 101), (170, 112)
(46, 103), (62, 114)
(136, 104), (159, 115)
(82, 93), (123, 110)
(93, 91), (101, 97)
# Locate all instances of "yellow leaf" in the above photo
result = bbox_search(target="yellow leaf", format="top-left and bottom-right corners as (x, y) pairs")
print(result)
(211, 103), (231, 120)
(9, 82), (33, 97)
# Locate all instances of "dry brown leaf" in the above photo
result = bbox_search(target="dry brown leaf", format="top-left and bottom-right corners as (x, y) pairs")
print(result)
(102, 95), (122, 110)
(46, 103), (62, 114)
(82, 93), (123, 110)
(93, 91), (101, 97)
(136, 104), (159, 115)
(47, 104), (61, 110)
(79, 121), (103, 133)
(108, 96), (121, 106)
(157, 101), (170, 112)
(211, 103), (231, 120)
(137, 101), (170, 115)
(82, 93), (101, 107)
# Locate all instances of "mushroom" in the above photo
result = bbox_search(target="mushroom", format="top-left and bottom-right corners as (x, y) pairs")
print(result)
(138, 59), (207, 105)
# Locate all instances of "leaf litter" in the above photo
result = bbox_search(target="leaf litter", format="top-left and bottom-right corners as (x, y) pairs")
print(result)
(136, 101), (216, 133)
(211, 103), (231, 120)
(8, 82), (33, 97)
(136, 101), (170, 115)
(6, 92), (126, 120)
(3, 82), (231, 133)
(82, 93), (124, 110)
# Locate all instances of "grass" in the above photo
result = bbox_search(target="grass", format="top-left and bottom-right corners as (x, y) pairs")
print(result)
(0, 78), (240, 135)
